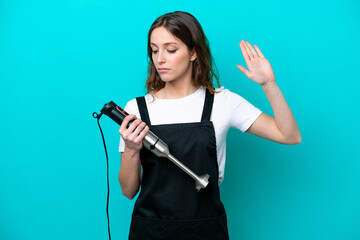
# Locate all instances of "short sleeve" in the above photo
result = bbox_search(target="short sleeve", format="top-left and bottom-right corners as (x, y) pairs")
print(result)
(225, 89), (262, 132)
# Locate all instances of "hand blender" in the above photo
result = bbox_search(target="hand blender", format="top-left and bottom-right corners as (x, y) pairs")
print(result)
(95, 101), (210, 191)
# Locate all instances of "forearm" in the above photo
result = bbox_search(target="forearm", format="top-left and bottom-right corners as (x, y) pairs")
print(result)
(262, 81), (301, 142)
(119, 147), (142, 199)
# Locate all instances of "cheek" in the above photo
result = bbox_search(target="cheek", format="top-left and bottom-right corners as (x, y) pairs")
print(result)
(172, 52), (190, 67)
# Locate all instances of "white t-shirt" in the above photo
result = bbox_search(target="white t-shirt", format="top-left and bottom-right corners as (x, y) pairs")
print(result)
(119, 86), (262, 184)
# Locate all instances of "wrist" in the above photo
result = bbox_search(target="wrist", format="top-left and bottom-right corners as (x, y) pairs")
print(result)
(124, 146), (141, 157)
(261, 80), (277, 89)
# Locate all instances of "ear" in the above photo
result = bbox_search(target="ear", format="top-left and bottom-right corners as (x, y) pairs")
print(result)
(190, 49), (197, 62)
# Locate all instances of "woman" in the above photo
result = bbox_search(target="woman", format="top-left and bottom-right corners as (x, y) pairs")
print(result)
(118, 11), (301, 240)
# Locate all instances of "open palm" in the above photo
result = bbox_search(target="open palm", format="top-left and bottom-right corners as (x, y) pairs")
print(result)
(237, 40), (275, 86)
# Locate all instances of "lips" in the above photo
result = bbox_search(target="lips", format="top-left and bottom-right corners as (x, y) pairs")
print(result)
(158, 68), (169, 73)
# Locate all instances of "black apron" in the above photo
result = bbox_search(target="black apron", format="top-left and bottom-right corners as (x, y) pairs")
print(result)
(129, 90), (229, 240)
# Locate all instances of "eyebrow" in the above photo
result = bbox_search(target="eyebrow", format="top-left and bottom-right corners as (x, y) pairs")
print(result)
(150, 42), (178, 47)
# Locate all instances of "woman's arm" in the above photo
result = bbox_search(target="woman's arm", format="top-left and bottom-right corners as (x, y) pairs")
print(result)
(245, 81), (301, 145)
(119, 150), (142, 200)
(237, 40), (301, 145)
(118, 115), (149, 199)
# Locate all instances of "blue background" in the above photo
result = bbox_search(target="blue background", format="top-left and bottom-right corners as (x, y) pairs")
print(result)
(1, 0), (359, 239)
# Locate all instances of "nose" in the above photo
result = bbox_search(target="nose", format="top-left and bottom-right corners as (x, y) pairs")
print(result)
(156, 50), (166, 64)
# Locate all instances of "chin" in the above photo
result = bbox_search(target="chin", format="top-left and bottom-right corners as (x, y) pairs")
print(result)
(159, 76), (175, 82)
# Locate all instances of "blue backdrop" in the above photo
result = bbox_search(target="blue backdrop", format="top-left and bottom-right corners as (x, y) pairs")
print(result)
(1, 0), (359, 239)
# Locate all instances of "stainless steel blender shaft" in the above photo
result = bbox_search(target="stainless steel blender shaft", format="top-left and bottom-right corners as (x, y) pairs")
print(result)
(143, 131), (210, 191)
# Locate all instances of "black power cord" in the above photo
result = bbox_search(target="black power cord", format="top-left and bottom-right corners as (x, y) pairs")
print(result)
(93, 112), (111, 240)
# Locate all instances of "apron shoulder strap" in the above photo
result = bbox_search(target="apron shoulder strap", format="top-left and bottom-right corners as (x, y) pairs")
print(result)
(201, 89), (214, 122)
(136, 96), (151, 125)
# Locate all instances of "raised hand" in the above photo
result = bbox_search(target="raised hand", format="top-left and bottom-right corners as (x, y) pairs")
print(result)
(237, 40), (275, 86)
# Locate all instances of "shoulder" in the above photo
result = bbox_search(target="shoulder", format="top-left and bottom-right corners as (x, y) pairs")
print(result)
(123, 97), (142, 118)
(214, 86), (240, 97)
(125, 93), (152, 108)
(124, 98), (137, 111)
(213, 86), (262, 124)
(124, 93), (156, 117)
(214, 86), (247, 105)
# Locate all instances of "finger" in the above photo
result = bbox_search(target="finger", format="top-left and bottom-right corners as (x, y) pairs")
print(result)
(239, 40), (250, 61)
(237, 65), (250, 78)
(126, 118), (142, 134)
(131, 122), (147, 139)
(243, 41), (254, 59)
(254, 45), (265, 58)
(125, 119), (143, 142)
(245, 41), (257, 59)
(119, 115), (137, 134)
(135, 125), (149, 143)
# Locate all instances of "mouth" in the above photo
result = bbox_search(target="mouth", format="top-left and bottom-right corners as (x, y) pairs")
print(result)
(158, 68), (169, 73)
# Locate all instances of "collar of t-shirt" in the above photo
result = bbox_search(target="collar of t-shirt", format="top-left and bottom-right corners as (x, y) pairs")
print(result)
(144, 87), (206, 125)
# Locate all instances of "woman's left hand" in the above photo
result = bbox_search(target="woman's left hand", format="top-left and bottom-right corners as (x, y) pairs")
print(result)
(237, 40), (275, 86)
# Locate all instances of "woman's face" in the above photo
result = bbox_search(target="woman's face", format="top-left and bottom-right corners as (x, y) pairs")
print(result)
(150, 26), (196, 84)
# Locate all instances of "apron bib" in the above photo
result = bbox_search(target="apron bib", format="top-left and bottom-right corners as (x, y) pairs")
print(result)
(128, 90), (229, 240)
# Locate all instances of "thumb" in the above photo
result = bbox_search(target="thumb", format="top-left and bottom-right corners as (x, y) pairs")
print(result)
(237, 65), (250, 77)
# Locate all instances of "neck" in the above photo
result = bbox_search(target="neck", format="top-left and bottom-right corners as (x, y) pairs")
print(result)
(160, 83), (198, 99)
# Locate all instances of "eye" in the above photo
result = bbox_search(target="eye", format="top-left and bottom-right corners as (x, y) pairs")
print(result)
(168, 49), (177, 53)
(152, 50), (158, 54)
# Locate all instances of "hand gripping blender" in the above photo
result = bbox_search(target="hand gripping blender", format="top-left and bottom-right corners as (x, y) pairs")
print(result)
(96, 101), (209, 191)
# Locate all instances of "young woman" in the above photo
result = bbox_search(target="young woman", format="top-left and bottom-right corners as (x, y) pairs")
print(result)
(118, 11), (301, 240)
